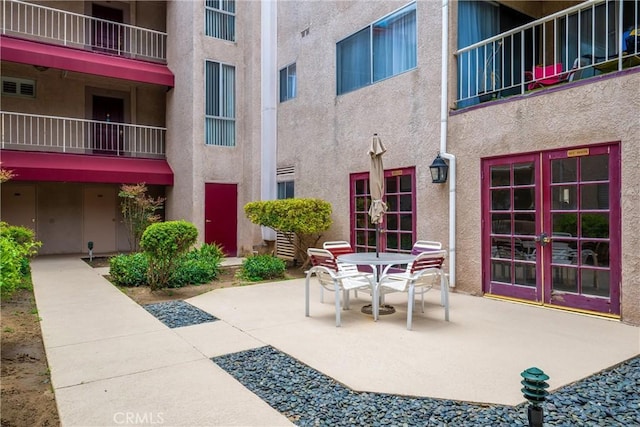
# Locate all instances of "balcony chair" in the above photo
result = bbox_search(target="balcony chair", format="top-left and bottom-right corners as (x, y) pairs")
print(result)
(377, 250), (448, 330)
(525, 63), (578, 90)
(305, 248), (374, 327)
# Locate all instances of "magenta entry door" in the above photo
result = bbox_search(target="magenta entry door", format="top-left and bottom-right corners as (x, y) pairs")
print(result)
(482, 144), (620, 316)
(204, 183), (237, 256)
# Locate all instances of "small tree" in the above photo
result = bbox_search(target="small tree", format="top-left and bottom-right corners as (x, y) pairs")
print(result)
(244, 198), (332, 268)
(140, 220), (198, 291)
(119, 183), (165, 252)
(0, 166), (15, 183)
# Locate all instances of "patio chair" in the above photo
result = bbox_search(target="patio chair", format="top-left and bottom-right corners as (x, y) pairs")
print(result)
(411, 240), (442, 254)
(322, 241), (374, 301)
(305, 248), (374, 327)
(377, 250), (448, 330)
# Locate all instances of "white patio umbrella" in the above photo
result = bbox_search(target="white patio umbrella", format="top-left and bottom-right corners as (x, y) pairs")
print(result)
(368, 133), (388, 257)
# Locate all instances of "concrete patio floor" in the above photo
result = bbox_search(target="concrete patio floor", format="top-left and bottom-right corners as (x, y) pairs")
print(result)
(31, 256), (639, 426)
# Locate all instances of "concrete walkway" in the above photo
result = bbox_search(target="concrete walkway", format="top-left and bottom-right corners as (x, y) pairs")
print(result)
(32, 256), (639, 426)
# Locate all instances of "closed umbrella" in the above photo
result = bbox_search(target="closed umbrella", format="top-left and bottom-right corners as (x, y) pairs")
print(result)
(368, 133), (387, 257)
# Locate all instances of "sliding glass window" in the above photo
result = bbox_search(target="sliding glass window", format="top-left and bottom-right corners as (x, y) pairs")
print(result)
(337, 2), (416, 95)
(205, 61), (235, 147)
(205, 0), (236, 41)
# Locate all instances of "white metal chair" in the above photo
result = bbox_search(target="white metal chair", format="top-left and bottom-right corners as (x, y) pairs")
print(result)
(377, 250), (448, 330)
(305, 248), (374, 327)
(322, 241), (374, 301)
(411, 240), (442, 253)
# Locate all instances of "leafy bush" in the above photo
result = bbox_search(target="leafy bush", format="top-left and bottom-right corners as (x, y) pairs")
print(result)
(109, 253), (148, 287)
(169, 243), (225, 287)
(238, 254), (286, 282)
(244, 198), (332, 268)
(140, 220), (198, 291)
(0, 237), (22, 297)
(0, 222), (41, 297)
(108, 243), (224, 289)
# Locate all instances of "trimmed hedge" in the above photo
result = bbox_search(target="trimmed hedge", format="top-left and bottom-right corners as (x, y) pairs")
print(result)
(140, 220), (198, 290)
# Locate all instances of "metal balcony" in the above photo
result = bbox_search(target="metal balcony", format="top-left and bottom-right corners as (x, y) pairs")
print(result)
(1, 0), (167, 63)
(455, 0), (639, 107)
(1, 111), (166, 158)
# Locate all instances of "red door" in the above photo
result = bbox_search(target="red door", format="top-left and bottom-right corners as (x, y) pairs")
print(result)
(204, 183), (237, 256)
(482, 143), (621, 316)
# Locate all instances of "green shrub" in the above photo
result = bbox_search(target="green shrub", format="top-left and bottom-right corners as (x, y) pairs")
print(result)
(244, 198), (332, 267)
(0, 237), (22, 297)
(140, 220), (198, 291)
(0, 222), (41, 297)
(109, 253), (148, 287)
(169, 243), (224, 288)
(238, 254), (286, 282)
(0, 222), (41, 259)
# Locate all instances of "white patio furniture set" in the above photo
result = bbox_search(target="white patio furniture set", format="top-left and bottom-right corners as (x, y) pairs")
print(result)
(305, 240), (449, 330)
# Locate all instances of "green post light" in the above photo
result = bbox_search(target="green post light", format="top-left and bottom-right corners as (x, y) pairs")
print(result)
(87, 241), (94, 262)
(521, 367), (549, 427)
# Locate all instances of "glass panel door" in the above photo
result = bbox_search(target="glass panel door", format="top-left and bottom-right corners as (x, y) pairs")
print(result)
(482, 144), (620, 316)
(482, 154), (541, 301)
(350, 168), (415, 253)
(543, 145), (620, 315)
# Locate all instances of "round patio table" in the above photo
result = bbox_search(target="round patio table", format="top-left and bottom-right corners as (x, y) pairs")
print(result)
(337, 252), (416, 316)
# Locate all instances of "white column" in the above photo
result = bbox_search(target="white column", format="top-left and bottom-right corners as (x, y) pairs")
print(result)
(261, 0), (277, 241)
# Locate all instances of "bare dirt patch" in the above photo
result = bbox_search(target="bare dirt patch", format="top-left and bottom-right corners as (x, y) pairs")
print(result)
(1, 287), (60, 427)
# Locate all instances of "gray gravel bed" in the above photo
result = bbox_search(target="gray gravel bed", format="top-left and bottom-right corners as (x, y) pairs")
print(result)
(143, 300), (217, 328)
(213, 346), (640, 426)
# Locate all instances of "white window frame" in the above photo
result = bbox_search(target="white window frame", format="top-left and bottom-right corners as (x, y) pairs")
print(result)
(205, 0), (236, 42)
(205, 60), (236, 147)
(279, 63), (297, 102)
(1, 77), (36, 98)
(336, 2), (417, 95)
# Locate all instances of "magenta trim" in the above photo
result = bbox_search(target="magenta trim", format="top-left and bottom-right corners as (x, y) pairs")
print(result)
(1, 36), (174, 87)
(1, 150), (173, 185)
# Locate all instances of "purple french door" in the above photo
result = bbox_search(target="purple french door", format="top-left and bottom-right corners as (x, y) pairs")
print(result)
(350, 168), (416, 253)
(482, 144), (620, 316)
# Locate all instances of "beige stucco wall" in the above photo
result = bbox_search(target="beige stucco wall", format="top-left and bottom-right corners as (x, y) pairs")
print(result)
(1, 62), (165, 127)
(275, 0), (639, 325)
(276, 1), (449, 247)
(448, 71), (640, 325)
(165, 0), (264, 255)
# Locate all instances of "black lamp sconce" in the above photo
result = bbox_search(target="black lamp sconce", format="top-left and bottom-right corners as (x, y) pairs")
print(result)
(429, 153), (449, 184)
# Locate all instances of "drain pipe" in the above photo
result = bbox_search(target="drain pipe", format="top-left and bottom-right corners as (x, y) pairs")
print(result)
(440, 0), (456, 287)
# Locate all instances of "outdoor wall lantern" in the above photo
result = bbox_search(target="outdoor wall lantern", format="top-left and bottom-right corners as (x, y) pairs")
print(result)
(429, 153), (449, 184)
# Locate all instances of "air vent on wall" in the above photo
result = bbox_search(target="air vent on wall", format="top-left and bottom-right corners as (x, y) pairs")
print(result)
(1, 77), (36, 98)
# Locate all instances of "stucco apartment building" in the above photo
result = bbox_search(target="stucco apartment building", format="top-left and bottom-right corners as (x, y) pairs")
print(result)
(1, 0), (638, 325)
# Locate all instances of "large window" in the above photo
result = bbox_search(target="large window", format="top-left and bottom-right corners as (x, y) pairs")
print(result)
(205, 0), (235, 41)
(337, 3), (416, 95)
(205, 61), (235, 147)
(279, 63), (297, 102)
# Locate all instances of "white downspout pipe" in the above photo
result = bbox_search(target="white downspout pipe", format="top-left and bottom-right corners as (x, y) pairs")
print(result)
(260, 0), (277, 241)
(440, 0), (456, 287)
